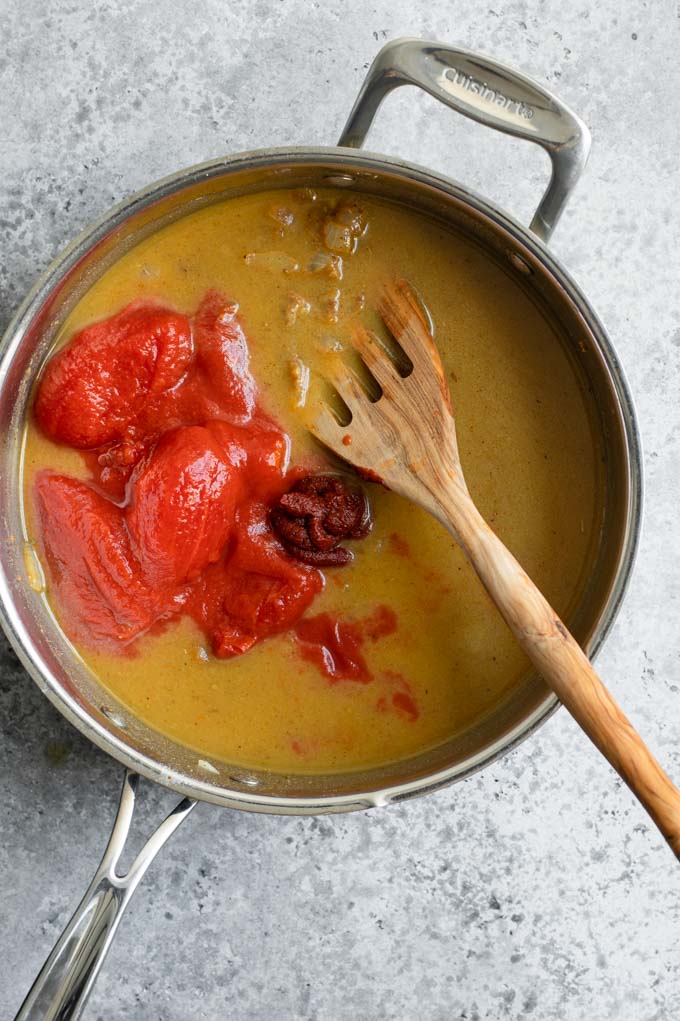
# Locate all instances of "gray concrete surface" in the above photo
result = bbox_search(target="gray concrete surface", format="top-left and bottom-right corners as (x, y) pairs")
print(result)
(2, 1), (680, 1018)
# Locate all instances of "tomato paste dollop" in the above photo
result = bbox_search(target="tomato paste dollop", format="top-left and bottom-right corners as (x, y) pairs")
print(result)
(270, 474), (371, 565)
(33, 294), (329, 656)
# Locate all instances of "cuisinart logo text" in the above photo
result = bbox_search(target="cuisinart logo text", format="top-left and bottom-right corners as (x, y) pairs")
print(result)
(443, 66), (535, 120)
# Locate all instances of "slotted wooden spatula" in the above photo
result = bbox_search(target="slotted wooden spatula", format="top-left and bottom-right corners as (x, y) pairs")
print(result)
(310, 278), (680, 859)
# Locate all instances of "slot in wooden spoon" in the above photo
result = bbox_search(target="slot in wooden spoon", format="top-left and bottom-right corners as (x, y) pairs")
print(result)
(310, 278), (680, 860)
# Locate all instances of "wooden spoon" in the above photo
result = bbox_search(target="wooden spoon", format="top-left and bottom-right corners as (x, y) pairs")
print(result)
(310, 278), (680, 860)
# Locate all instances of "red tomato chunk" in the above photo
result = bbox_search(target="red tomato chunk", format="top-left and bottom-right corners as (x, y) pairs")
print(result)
(32, 291), (390, 703)
(35, 304), (193, 448)
(33, 295), (322, 656)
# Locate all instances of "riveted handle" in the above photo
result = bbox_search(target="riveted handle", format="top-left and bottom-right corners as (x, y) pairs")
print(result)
(15, 772), (196, 1021)
(339, 38), (591, 241)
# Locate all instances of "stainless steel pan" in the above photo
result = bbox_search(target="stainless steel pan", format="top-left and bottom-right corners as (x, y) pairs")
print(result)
(0, 40), (641, 1020)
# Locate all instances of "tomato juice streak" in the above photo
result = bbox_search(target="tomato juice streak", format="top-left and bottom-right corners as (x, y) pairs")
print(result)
(292, 605), (398, 684)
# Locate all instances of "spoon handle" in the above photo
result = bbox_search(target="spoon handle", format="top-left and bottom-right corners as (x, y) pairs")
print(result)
(440, 482), (680, 860)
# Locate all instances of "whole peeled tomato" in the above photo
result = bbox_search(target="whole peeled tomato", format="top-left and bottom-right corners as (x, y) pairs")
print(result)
(34, 472), (154, 647)
(194, 290), (256, 423)
(34, 303), (193, 449)
(126, 425), (244, 590)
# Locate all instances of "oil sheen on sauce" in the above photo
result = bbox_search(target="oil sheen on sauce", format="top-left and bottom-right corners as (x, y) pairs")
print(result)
(22, 188), (604, 775)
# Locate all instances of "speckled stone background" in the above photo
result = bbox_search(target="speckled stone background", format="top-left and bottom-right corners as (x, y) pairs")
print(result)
(2, 1), (680, 1018)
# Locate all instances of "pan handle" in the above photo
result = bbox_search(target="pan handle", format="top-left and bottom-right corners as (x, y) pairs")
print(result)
(338, 38), (591, 242)
(15, 771), (196, 1021)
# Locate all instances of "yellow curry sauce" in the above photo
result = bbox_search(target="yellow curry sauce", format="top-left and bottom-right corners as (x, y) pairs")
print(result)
(23, 188), (603, 773)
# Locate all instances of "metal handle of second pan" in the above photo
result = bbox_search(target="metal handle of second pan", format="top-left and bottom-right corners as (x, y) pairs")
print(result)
(14, 772), (196, 1021)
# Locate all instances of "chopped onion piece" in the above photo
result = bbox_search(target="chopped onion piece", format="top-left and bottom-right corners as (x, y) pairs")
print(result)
(268, 205), (295, 228)
(335, 201), (366, 234)
(290, 357), (311, 408)
(309, 251), (343, 280)
(323, 220), (354, 254)
(285, 292), (311, 326)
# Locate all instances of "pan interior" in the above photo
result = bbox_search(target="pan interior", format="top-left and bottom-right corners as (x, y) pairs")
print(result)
(0, 155), (635, 809)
